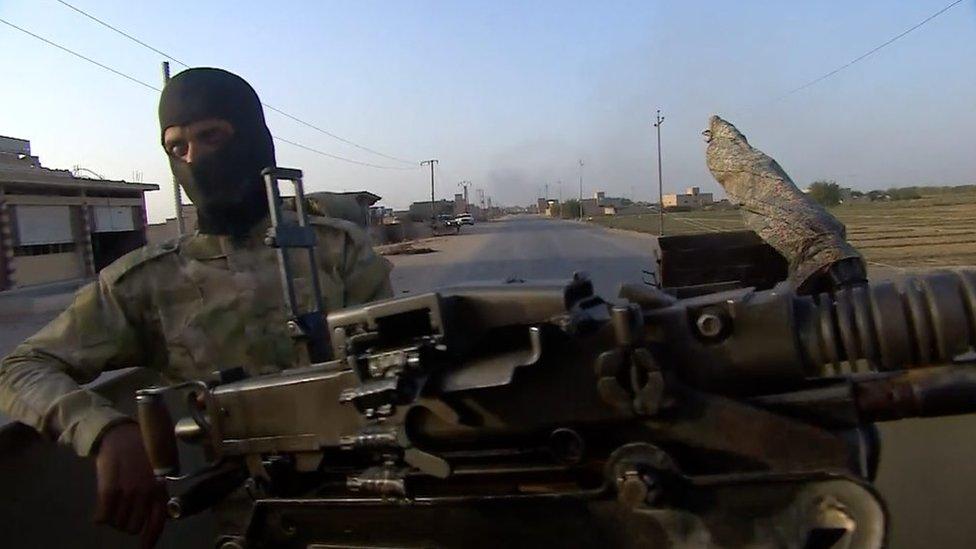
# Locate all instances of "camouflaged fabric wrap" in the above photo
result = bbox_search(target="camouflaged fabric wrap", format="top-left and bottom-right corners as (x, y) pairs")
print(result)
(0, 215), (392, 456)
(704, 115), (865, 287)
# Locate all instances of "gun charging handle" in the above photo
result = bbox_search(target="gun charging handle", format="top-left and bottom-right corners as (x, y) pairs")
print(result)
(135, 388), (180, 477)
(135, 381), (222, 479)
(261, 166), (331, 363)
(166, 462), (248, 519)
(136, 383), (243, 519)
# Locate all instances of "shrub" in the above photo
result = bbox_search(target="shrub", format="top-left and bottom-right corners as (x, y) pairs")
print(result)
(808, 180), (841, 206)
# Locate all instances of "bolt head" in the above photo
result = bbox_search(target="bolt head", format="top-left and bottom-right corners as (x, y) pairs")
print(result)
(286, 320), (303, 337)
(696, 312), (724, 338)
(617, 471), (649, 508)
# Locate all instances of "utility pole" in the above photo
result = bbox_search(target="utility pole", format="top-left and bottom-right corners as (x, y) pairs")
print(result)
(458, 180), (471, 212)
(420, 159), (438, 223)
(578, 159), (584, 221)
(654, 110), (665, 236)
(544, 183), (549, 201)
(162, 61), (184, 236)
(558, 180), (562, 202)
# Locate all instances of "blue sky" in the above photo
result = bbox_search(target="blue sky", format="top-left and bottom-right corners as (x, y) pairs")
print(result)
(1, 1), (974, 221)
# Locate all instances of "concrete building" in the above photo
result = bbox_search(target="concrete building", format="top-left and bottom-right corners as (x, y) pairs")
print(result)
(544, 199), (559, 217)
(580, 197), (599, 217)
(534, 199), (560, 217)
(145, 203), (197, 245)
(369, 205), (395, 225)
(0, 136), (158, 290)
(407, 199), (454, 221)
(146, 191), (382, 245)
(580, 191), (628, 217)
(662, 186), (714, 209)
(307, 191), (381, 227)
(454, 193), (470, 215)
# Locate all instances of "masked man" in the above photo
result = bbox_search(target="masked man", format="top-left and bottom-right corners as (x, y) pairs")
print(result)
(0, 68), (393, 546)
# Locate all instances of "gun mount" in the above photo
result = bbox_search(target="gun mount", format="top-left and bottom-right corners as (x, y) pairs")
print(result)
(136, 266), (976, 548)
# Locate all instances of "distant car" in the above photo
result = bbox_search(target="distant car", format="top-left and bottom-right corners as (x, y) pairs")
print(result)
(436, 214), (459, 226)
(455, 213), (474, 225)
(432, 214), (461, 233)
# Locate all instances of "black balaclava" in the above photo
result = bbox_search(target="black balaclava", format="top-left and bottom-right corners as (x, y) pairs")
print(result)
(158, 68), (275, 238)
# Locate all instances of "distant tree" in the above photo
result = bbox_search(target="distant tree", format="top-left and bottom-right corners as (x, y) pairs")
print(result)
(560, 199), (582, 219)
(808, 180), (842, 207)
(887, 187), (922, 201)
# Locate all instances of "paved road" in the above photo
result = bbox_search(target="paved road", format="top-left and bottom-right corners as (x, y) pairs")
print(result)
(389, 216), (660, 298)
(387, 216), (976, 549)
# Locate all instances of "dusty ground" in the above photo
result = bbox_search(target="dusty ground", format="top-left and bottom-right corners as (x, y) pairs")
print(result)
(591, 189), (976, 269)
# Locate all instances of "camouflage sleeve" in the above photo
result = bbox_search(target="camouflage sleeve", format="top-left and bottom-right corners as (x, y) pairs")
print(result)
(704, 115), (865, 290)
(0, 272), (148, 457)
(341, 225), (393, 305)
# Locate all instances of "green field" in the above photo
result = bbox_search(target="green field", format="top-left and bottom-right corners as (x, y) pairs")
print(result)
(590, 190), (976, 268)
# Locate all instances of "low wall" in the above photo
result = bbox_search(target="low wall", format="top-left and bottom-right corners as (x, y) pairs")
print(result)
(369, 221), (434, 245)
(12, 251), (84, 287)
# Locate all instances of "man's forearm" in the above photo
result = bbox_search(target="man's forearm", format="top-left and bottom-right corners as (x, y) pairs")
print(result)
(0, 350), (131, 456)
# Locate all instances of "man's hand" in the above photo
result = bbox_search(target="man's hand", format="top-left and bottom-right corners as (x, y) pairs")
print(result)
(94, 421), (168, 548)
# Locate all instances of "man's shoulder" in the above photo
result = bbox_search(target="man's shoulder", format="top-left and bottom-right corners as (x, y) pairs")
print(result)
(308, 214), (372, 249)
(283, 196), (370, 245)
(99, 237), (185, 286)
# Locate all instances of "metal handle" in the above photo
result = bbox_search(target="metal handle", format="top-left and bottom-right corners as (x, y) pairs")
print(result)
(261, 166), (331, 362)
(135, 381), (222, 479)
(135, 390), (180, 477)
(166, 462), (247, 519)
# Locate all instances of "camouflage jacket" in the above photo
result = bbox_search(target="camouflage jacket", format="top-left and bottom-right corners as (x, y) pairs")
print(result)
(0, 214), (392, 457)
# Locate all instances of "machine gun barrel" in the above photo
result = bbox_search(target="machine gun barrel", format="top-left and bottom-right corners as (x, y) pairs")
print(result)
(796, 270), (976, 375)
(643, 269), (976, 393)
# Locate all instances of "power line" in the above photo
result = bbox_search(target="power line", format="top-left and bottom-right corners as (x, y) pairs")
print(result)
(0, 16), (415, 170)
(774, 0), (965, 101)
(260, 103), (418, 165)
(272, 137), (416, 170)
(54, 0), (189, 67)
(53, 0), (418, 166)
(0, 17), (159, 92)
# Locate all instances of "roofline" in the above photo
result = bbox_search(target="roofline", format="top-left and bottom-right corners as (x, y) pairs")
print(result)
(0, 171), (159, 192)
(309, 190), (382, 199)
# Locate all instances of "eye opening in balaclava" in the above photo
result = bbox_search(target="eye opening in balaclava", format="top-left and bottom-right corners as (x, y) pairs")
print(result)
(159, 67), (276, 237)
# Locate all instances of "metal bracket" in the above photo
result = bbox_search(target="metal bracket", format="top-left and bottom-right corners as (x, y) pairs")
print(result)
(262, 167), (331, 363)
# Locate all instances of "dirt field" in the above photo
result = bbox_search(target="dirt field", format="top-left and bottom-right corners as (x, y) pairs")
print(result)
(591, 189), (976, 268)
